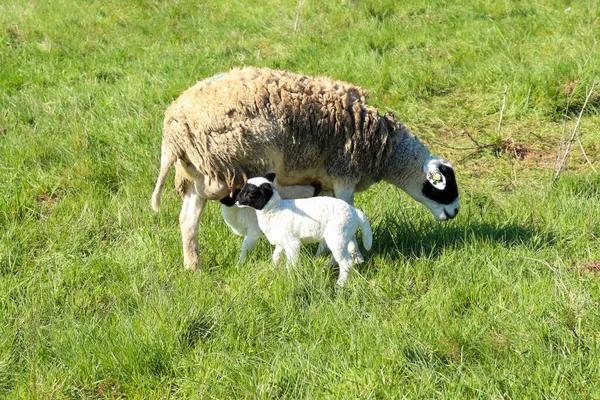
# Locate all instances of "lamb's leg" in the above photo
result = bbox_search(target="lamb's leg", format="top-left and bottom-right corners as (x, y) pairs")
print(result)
(272, 245), (285, 266)
(284, 242), (302, 272)
(326, 238), (354, 286)
(238, 230), (262, 265)
(331, 181), (364, 262)
(349, 237), (364, 263)
(324, 254), (337, 270)
(324, 237), (363, 266)
(336, 257), (354, 286)
(315, 243), (329, 258)
(179, 183), (207, 270)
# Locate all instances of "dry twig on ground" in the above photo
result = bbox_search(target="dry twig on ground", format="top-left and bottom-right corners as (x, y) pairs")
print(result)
(498, 85), (508, 139)
(294, 0), (306, 32)
(554, 81), (598, 179)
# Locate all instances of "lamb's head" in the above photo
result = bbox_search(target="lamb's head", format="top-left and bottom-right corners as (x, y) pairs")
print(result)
(219, 189), (241, 207)
(400, 156), (459, 221)
(236, 177), (276, 210)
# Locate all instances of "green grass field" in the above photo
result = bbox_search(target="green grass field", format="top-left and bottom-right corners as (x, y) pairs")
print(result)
(1, 0), (600, 398)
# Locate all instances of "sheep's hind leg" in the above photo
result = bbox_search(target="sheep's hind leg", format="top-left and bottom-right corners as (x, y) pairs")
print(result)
(179, 183), (207, 270)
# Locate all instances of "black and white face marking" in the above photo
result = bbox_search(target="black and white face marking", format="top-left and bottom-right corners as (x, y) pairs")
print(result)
(401, 156), (460, 221)
(423, 164), (458, 205)
(235, 177), (274, 210)
(421, 158), (459, 220)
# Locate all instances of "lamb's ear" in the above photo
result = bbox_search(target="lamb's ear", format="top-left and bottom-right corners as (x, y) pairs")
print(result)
(265, 173), (276, 182)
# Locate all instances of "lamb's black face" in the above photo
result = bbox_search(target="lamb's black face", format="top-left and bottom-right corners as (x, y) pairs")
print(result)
(219, 189), (241, 207)
(236, 179), (274, 210)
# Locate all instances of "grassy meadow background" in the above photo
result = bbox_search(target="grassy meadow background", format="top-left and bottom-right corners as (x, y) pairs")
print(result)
(1, 0), (600, 397)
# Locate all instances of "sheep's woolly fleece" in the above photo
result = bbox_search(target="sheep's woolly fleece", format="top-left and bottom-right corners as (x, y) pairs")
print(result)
(161, 67), (409, 189)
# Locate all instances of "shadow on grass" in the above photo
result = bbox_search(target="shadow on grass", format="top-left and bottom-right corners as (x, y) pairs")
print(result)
(370, 215), (556, 260)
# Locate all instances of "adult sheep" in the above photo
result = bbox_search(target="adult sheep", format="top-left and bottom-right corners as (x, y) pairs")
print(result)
(151, 67), (459, 270)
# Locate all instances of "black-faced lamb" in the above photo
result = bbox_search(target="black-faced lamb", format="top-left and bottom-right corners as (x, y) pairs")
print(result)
(236, 177), (373, 286)
(219, 175), (321, 264)
(151, 67), (459, 270)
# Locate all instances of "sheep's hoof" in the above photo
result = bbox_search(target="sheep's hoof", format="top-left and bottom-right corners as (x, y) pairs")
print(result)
(184, 261), (200, 271)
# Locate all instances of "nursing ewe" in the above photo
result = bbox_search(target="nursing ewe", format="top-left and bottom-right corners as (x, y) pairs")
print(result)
(151, 67), (459, 271)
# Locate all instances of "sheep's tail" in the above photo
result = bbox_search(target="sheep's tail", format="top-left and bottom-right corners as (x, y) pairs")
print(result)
(151, 142), (176, 212)
(355, 209), (373, 251)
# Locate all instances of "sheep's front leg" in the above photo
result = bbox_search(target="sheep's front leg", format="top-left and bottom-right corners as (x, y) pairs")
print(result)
(179, 185), (207, 270)
(332, 183), (356, 206)
(331, 181), (363, 262)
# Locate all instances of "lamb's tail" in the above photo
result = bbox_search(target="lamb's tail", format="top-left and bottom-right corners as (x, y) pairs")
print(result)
(151, 142), (176, 212)
(355, 209), (373, 251)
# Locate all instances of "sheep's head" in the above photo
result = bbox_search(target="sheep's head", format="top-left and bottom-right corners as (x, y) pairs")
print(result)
(399, 156), (460, 221)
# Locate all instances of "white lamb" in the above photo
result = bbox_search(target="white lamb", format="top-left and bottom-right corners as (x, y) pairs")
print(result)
(219, 175), (322, 264)
(235, 177), (373, 286)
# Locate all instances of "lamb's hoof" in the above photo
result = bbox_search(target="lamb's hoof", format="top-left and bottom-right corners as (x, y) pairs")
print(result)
(352, 253), (364, 264)
(336, 278), (347, 287)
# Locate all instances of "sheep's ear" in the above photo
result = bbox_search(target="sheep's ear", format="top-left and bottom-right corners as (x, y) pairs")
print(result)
(425, 162), (447, 190)
(384, 111), (401, 131)
(265, 173), (276, 182)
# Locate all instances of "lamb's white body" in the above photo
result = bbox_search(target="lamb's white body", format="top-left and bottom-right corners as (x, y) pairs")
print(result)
(221, 181), (319, 264)
(237, 178), (372, 286)
(220, 204), (263, 264)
